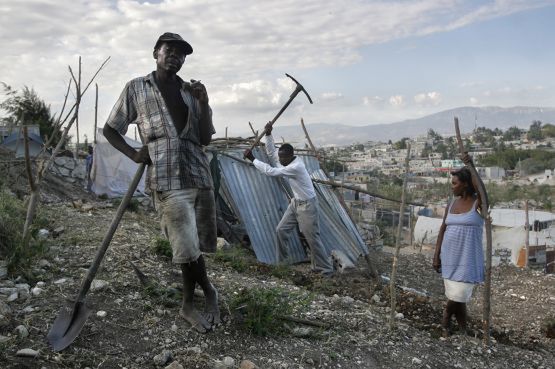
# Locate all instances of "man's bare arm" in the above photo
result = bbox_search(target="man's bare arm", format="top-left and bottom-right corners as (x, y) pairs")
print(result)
(103, 125), (151, 164)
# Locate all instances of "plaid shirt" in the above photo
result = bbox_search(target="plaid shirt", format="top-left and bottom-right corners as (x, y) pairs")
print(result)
(106, 72), (215, 191)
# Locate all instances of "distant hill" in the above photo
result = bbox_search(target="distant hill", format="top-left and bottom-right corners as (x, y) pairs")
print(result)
(262, 106), (555, 147)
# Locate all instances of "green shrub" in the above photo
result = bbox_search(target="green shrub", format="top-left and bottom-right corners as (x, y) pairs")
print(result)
(230, 287), (311, 336)
(153, 237), (172, 258)
(0, 190), (48, 274)
(213, 246), (251, 272)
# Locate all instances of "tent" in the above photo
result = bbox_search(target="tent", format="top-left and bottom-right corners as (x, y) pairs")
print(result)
(91, 129), (146, 197)
(0, 131), (44, 158)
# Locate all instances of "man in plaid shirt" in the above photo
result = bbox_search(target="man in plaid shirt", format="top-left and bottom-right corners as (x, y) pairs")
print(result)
(103, 32), (219, 333)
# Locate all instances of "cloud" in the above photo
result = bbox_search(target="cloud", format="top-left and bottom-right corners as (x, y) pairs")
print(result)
(414, 91), (442, 106)
(0, 0), (551, 138)
(363, 95), (384, 107)
(469, 97), (479, 105)
(320, 92), (344, 101)
(389, 95), (405, 107)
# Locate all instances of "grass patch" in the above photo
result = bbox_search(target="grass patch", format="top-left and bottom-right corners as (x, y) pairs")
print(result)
(268, 263), (292, 279)
(111, 197), (140, 212)
(0, 189), (49, 275)
(153, 237), (172, 258)
(213, 246), (252, 273)
(230, 286), (312, 336)
(543, 316), (555, 338)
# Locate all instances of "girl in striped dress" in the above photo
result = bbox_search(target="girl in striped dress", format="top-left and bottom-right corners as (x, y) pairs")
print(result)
(433, 165), (484, 336)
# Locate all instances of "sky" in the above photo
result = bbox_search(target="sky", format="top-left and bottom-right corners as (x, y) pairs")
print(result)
(1, 0), (555, 142)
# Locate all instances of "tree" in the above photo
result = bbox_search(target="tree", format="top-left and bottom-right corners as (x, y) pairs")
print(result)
(502, 126), (522, 141)
(527, 120), (543, 142)
(427, 129), (442, 142)
(393, 137), (408, 150)
(542, 123), (555, 138)
(0, 84), (63, 147)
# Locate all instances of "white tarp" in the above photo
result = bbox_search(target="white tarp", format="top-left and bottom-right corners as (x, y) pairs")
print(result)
(91, 129), (146, 197)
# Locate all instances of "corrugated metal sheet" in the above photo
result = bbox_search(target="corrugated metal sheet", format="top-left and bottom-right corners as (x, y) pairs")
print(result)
(215, 148), (368, 265)
(216, 148), (306, 264)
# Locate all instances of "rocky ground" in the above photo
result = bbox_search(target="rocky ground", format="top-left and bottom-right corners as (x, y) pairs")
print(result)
(1, 192), (554, 368)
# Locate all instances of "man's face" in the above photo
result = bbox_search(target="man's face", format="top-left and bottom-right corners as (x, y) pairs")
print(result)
(155, 42), (186, 73)
(278, 150), (294, 166)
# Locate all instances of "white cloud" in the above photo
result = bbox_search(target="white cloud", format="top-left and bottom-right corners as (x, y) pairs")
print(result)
(363, 95), (384, 107)
(469, 97), (479, 105)
(414, 91), (442, 106)
(0, 0), (551, 138)
(389, 95), (405, 107)
(320, 92), (344, 101)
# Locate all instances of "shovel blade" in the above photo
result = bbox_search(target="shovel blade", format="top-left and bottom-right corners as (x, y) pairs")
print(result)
(47, 302), (92, 351)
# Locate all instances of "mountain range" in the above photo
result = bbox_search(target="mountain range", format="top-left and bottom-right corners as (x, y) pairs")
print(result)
(261, 106), (555, 147)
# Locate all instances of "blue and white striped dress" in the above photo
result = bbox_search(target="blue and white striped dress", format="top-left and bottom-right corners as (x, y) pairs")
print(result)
(441, 199), (484, 283)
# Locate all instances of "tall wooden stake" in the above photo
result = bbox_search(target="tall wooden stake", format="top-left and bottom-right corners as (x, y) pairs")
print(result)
(94, 83), (98, 144)
(454, 117), (492, 347)
(389, 144), (411, 329)
(74, 56), (82, 158)
(524, 200), (529, 268)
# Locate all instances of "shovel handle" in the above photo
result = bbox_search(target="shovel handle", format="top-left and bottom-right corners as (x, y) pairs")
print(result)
(76, 163), (146, 303)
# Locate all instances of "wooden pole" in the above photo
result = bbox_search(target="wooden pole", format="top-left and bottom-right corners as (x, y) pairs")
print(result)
(389, 144), (411, 329)
(454, 117), (492, 347)
(525, 200), (529, 268)
(94, 83), (98, 144)
(75, 56), (81, 159)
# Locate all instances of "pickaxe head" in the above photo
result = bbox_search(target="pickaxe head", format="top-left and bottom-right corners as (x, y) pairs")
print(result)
(285, 73), (313, 104)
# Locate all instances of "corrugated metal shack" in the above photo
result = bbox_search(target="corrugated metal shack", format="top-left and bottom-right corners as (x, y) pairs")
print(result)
(209, 139), (369, 266)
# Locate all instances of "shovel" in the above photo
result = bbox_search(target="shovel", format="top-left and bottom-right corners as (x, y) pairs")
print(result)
(47, 163), (145, 351)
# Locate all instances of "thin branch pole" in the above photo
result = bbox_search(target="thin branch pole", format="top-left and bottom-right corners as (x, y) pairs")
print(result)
(312, 179), (425, 207)
(300, 117), (319, 159)
(454, 117), (492, 347)
(525, 200), (529, 268)
(21, 57), (109, 250)
(75, 56), (82, 158)
(94, 83), (98, 144)
(389, 144), (411, 329)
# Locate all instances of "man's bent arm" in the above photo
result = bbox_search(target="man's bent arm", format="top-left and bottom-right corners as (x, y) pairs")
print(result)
(103, 124), (144, 163)
(199, 103), (213, 146)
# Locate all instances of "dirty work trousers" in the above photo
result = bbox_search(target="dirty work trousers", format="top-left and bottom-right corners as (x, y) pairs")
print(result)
(276, 197), (333, 274)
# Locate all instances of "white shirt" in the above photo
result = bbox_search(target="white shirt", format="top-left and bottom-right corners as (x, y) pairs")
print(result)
(253, 134), (316, 201)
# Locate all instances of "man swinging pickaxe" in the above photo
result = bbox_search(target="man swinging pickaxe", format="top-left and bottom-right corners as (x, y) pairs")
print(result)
(243, 74), (334, 276)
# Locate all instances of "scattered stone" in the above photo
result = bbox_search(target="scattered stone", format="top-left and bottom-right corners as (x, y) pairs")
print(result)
(16, 348), (39, 358)
(153, 350), (173, 366)
(223, 357), (235, 367)
(240, 360), (259, 369)
(38, 259), (51, 268)
(7, 292), (18, 302)
(96, 310), (107, 318)
(165, 362), (184, 369)
(412, 357), (422, 365)
(54, 278), (67, 285)
(371, 294), (381, 303)
(22, 306), (35, 314)
(395, 312), (404, 320)
(90, 280), (109, 292)
(342, 296), (355, 305)
(217, 237), (231, 250)
(0, 263), (7, 279)
(186, 346), (201, 354)
(292, 327), (314, 337)
(171, 324), (178, 332)
(36, 281), (46, 287)
(37, 229), (50, 239)
(0, 335), (10, 343)
(53, 226), (65, 238)
(31, 287), (43, 296)
(0, 301), (12, 315)
(14, 325), (29, 338)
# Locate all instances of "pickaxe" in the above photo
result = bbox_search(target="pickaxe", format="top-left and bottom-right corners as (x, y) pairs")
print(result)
(249, 73), (312, 150)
